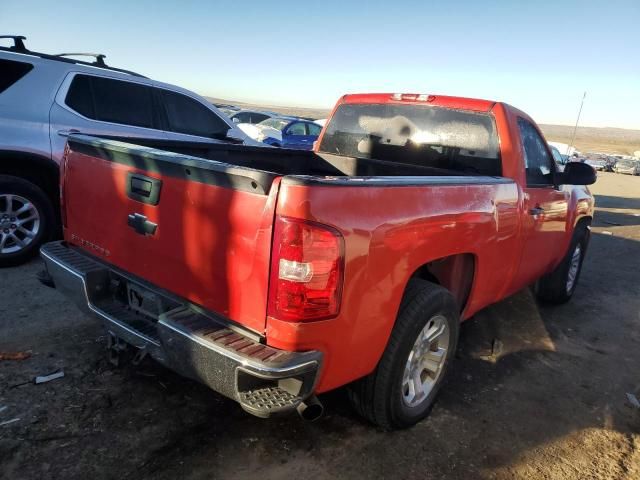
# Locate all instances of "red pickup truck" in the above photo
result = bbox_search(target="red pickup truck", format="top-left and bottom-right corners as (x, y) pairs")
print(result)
(40, 93), (596, 429)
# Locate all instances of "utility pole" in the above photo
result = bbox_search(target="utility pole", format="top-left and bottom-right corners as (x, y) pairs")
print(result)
(567, 91), (587, 156)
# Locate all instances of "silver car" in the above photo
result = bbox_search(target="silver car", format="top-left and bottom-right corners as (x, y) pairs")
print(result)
(0, 35), (254, 266)
(614, 159), (640, 175)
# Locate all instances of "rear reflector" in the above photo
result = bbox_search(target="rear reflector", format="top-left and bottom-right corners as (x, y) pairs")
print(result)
(268, 216), (344, 322)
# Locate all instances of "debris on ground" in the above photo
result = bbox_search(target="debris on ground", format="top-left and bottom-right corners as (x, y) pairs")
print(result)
(626, 392), (640, 409)
(34, 370), (65, 384)
(479, 338), (504, 362)
(0, 351), (31, 361)
(602, 220), (622, 226)
(0, 418), (20, 427)
(601, 231), (613, 235)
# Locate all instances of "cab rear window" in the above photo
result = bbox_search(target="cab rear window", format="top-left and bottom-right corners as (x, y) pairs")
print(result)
(319, 103), (501, 176)
(0, 59), (33, 94)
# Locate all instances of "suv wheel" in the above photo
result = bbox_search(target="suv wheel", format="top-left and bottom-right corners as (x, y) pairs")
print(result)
(0, 175), (55, 267)
(348, 279), (459, 429)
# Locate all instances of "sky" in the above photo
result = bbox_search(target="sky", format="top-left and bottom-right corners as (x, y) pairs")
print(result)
(2, 0), (639, 129)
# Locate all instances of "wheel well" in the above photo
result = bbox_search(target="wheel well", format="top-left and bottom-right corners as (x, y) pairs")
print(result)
(0, 151), (59, 212)
(410, 253), (476, 313)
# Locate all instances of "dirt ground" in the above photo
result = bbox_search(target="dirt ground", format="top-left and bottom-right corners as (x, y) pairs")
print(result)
(1, 172), (639, 480)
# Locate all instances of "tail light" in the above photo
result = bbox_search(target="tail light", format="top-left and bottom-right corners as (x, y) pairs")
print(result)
(268, 216), (344, 322)
(60, 146), (69, 228)
(391, 93), (435, 102)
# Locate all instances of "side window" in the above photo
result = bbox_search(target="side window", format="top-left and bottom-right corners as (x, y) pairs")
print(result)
(550, 147), (563, 165)
(287, 122), (306, 135)
(517, 118), (555, 186)
(161, 90), (229, 137)
(90, 76), (155, 128)
(65, 74), (155, 129)
(0, 59), (34, 94)
(307, 123), (322, 136)
(65, 75), (94, 118)
(251, 113), (269, 124)
(232, 112), (251, 123)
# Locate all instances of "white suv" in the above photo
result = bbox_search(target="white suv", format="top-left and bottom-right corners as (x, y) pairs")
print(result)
(0, 36), (254, 266)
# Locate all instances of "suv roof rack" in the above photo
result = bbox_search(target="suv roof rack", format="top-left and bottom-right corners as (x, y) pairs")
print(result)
(0, 35), (146, 78)
(56, 53), (108, 67)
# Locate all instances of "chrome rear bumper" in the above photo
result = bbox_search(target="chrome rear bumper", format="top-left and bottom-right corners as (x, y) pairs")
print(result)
(40, 241), (322, 417)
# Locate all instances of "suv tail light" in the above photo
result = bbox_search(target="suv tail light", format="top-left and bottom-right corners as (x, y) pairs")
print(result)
(60, 147), (69, 228)
(268, 216), (344, 322)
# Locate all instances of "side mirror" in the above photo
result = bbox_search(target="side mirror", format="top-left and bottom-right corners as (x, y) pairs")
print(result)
(560, 161), (597, 185)
(232, 117), (240, 124)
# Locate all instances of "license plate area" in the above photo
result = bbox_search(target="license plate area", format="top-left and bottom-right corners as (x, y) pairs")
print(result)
(126, 281), (166, 320)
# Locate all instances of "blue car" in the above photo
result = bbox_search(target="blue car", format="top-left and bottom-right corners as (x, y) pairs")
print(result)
(254, 117), (323, 150)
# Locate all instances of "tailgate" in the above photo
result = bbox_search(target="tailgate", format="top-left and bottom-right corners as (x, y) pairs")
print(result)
(62, 135), (280, 333)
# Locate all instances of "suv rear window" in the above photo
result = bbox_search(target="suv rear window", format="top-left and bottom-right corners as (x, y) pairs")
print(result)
(318, 103), (501, 176)
(65, 74), (156, 129)
(0, 59), (33, 94)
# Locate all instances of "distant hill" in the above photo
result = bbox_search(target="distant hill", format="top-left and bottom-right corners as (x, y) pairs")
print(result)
(206, 97), (330, 121)
(538, 124), (640, 156)
(206, 97), (640, 156)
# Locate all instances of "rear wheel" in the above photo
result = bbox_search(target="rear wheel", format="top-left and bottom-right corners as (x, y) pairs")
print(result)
(0, 175), (55, 267)
(348, 279), (459, 429)
(534, 222), (590, 304)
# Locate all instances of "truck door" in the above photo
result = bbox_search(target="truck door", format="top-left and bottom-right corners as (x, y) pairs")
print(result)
(515, 117), (570, 286)
(49, 73), (169, 163)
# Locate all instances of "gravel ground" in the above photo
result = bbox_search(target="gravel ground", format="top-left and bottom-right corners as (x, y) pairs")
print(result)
(1, 171), (639, 480)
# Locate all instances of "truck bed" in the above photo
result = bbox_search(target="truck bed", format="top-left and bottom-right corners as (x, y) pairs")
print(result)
(61, 134), (513, 337)
(89, 134), (478, 184)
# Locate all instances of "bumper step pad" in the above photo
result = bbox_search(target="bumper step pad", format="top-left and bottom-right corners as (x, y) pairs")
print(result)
(239, 386), (299, 413)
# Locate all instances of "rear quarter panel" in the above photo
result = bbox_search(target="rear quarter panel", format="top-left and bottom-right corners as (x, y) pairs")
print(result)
(267, 178), (521, 392)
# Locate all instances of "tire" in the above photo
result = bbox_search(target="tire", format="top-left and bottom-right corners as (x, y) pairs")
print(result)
(534, 222), (590, 304)
(0, 175), (55, 267)
(348, 279), (460, 430)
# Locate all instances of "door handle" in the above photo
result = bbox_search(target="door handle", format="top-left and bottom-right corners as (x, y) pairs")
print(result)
(529, 206), (544, 216)
(127, 173), (162, 205)
(58, 129), (80, 137)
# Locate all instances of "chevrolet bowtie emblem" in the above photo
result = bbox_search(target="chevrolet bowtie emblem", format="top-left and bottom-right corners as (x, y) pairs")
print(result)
(127, 213), (157, 236)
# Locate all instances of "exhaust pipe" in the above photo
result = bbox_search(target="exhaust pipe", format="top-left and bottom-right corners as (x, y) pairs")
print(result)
(296, 395), (324, 421)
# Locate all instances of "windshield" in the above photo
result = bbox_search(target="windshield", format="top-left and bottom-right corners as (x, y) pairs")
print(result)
(318, 103), (501, 176)
(259, 118), (290, 131)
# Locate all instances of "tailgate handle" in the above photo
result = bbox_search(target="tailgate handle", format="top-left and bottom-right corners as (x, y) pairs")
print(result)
(127, 213), (158, 236)
(127, 173), (162, 205)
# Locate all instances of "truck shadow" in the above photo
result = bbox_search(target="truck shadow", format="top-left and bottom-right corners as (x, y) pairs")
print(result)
(594, 193), (640, 210)
(107, 231), (640, 479)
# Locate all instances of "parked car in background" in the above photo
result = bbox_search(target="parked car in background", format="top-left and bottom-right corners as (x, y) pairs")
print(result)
(614, 159), (640, 175)
(0, 35), (256, 266)
(549, 144), (567, 171)
(250, 117), (323, 149)
(585, 157), (607, 171)
(229, 110), (278, 125)
(214, 104), (241, 117)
